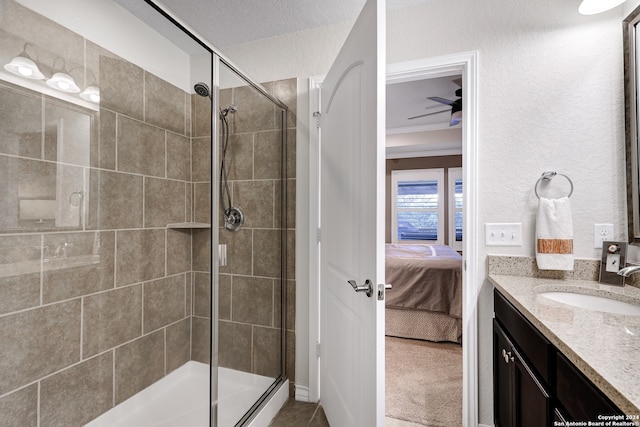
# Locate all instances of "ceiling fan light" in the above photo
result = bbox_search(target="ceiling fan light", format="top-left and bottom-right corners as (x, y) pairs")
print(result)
(46, 72), (80, 93)
(579, 0), (627, 15)
(450, 110), (462, 126)
(4, 56), (45, 80)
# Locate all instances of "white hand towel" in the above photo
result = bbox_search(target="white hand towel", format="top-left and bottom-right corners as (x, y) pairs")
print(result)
(536, 197), (574, 271)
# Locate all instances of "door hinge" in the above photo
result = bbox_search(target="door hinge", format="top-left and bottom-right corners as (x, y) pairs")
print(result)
(316, 342), (321, 358)
(316, 227), (321, 243)
(313, 111), (321, 128)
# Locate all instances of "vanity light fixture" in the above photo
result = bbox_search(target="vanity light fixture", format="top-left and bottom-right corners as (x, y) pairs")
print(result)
(579, 0), (628, 15)
(79, 85), (100, 103)
(46, 58), (80, 93)
(3, 43), (45, 80)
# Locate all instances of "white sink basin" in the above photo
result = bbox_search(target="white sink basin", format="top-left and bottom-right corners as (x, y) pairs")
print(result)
(537, 291), (640, 316)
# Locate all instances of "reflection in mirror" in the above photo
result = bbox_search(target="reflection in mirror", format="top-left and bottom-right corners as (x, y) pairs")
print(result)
(625, 4), (640, 244)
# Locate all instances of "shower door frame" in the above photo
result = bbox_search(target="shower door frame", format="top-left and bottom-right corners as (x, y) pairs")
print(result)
(140, 1), (290, 425)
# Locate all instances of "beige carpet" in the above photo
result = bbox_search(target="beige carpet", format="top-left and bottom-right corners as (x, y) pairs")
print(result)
(386, 336), (463, 426)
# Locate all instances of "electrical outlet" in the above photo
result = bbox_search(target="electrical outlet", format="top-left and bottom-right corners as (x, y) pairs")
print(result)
(485, 223), (522, 246)
(593, 223), (614, 248)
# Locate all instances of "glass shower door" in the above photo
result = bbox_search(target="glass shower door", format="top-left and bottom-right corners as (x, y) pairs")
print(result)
(215, 60), (288, 426)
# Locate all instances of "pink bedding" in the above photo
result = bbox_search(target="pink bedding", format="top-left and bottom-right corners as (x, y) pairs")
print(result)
(385, 244), (462, 318)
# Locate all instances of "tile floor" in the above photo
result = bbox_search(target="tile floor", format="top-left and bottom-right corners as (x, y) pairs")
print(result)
(268, 399), (329, 426)
(268, 399), (429, 426)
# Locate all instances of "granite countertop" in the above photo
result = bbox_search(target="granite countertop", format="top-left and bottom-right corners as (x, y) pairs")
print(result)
(488, 274), (640, 416)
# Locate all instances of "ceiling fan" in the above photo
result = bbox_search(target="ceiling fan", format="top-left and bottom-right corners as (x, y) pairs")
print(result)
(408, 86), (462, 127)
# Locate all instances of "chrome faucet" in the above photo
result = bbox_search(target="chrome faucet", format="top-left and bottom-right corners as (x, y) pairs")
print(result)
(617, 265), (640, 277)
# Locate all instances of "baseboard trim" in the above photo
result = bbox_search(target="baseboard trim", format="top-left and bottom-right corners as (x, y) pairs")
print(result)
(295, 385), (310, 402)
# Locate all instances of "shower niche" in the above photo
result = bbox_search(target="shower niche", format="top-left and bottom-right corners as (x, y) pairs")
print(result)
(0, 0), (292, 426)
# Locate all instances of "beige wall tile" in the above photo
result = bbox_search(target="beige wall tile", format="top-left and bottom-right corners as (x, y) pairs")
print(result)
(191, 229), (211, 273)
(97, 109), (117, 170)
(88, 169), (143, 230)
(193, 272), (211, 318)
(43, 231), (115, 303)
(0, 300), (81, 396)
(144, 177), (186, 227)
(166, 318), (191, 374)
(117, 116), (165, 177)
(232, 84), (277, 134)
(100, 56), (144, 120)
(115, 229), (165, 286)
(224, 133), (254, 181)
(232, 276), (274, 327)
(218, 320), (251, 372)
(0, 384), (37, 427)
(252, 326), (281, 378)
(254, 130), (281, 180)
(166, 132), (190, 181)
(191, 316), (211, 364)
(219, 229), (252, 276)
(114, 330), (164, 404)
(193, 182), (211, 224)
(167, 229), (191, 275)
(233, 181), (274, 229)
(287, 129), (296, 179)
(143, 275), (186, 333)
(83, 285), (142, 357)
(192, 136), (211, 183)
(253, 229), (281, 279)
(40, 352), (113, 427)
(218, 274), (231, 321)
(145, 72), (186, 135)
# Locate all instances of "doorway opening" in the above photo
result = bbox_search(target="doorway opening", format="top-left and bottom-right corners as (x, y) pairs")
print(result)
(385, 72), (464, 426)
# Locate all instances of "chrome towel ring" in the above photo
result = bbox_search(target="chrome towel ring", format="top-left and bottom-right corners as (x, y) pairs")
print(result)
(534, 171), (573, 199)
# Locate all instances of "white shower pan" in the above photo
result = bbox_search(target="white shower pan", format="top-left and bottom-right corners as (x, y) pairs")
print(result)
(85, 361), (288, 427)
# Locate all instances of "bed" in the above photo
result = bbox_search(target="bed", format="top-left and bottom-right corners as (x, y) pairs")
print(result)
(385, 243), (463, 343)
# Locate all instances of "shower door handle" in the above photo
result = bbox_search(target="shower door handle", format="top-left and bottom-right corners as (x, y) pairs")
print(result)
(347, 279), (373, 297)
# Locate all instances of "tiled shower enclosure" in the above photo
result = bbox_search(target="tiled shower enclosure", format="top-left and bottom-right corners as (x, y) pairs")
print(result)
(0, 0), (294, 426)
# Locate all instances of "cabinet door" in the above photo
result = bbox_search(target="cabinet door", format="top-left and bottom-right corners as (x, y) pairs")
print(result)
(513, 345), (550, 426)
(493, 320), (514, 427)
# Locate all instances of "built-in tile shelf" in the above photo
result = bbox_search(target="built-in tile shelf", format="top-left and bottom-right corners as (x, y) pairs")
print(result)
(166, 222), (211, 229)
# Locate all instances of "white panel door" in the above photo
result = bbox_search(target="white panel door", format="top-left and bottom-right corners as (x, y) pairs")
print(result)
(318, 0), (385, 426)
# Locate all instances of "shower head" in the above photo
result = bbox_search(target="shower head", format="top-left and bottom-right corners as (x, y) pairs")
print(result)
(194, 82), (211, 99)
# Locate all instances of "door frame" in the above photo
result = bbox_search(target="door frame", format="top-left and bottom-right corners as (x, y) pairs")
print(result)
(308, 50), (479, 426)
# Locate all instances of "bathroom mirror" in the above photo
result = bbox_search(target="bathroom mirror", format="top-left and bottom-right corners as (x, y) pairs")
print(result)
(625, 4), (640, 244)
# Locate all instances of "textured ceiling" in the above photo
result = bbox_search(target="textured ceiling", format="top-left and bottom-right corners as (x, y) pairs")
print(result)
(117, 0), (458, 134)
(155, 0), (436, 48)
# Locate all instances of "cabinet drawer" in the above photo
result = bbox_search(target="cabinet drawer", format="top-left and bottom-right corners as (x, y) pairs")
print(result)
(556, 352), (622, 420)
(494, 290), (553, 384)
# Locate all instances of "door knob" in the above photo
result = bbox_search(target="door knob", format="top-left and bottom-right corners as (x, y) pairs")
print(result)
(348, 279), (374, 297)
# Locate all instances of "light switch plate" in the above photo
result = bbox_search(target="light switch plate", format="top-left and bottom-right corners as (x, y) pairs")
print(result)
(485, 223), (522, 246)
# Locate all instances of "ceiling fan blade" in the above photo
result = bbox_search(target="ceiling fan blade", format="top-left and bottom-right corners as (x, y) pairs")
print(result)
(408, 109), (450, 120)
(427, 96), (456, 106)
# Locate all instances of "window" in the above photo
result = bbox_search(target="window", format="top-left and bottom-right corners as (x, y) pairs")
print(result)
(391, 169), (445, 244)
(449, 167), (463, 251)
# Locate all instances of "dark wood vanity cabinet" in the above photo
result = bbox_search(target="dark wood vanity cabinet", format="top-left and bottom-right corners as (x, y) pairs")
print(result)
(494, 289), (623, 426)
(494, 319), (550, 426)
